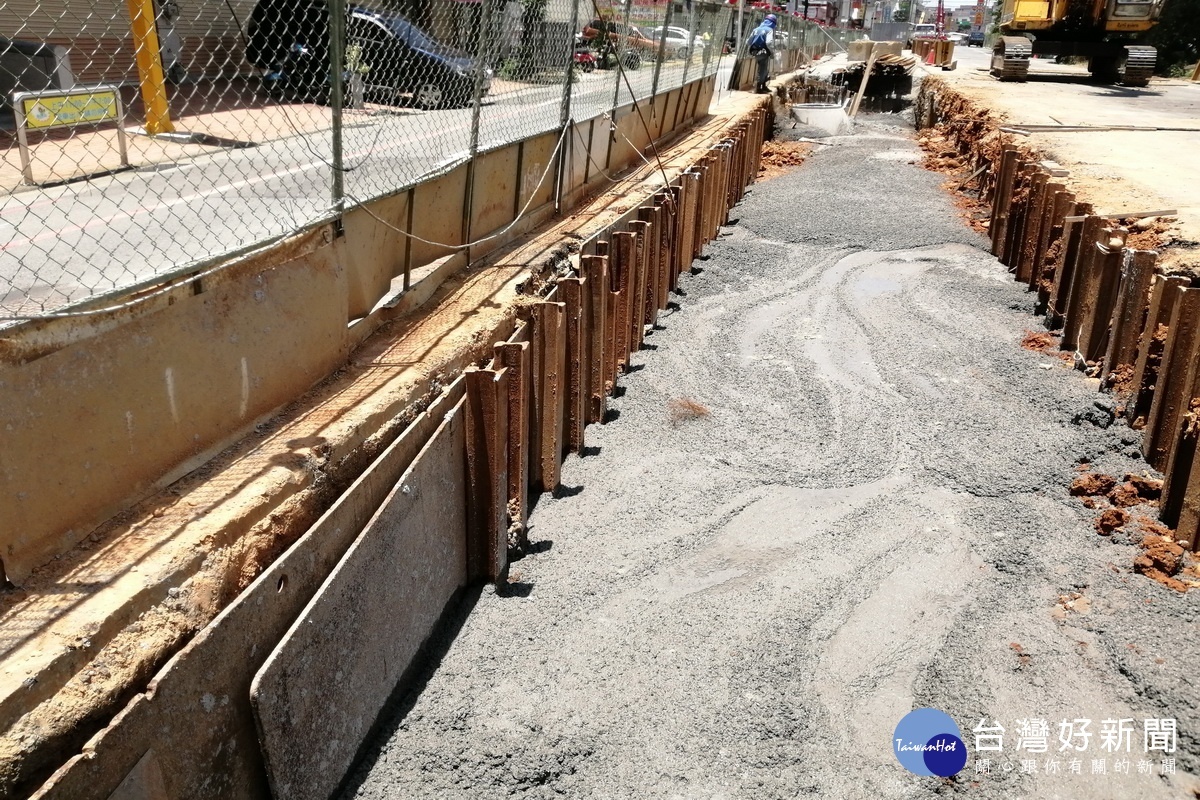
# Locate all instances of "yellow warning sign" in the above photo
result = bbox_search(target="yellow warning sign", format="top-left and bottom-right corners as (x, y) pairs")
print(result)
(21, 90), (120, 130)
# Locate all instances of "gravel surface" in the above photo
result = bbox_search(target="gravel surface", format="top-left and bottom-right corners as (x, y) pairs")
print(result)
(340, 113), (1200, 800)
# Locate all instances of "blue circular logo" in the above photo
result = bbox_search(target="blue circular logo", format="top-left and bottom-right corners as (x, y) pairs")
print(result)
(893, 708), (968, 777)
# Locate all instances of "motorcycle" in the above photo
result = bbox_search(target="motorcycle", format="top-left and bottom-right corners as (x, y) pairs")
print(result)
(573, 37), (598, 73)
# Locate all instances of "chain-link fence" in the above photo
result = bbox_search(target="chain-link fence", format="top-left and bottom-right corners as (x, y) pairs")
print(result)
(0, 0), (731, 322)
(723, 11), (864, 92)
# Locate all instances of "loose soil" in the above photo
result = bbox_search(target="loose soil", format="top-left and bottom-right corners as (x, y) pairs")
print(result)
(756, 140), (812, 181)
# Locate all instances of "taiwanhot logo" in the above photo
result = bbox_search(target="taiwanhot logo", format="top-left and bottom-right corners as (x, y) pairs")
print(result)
(893, 708), (968, 777)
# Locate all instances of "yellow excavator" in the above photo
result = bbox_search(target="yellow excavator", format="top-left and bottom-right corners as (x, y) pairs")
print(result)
(991, 0), (1165, 86)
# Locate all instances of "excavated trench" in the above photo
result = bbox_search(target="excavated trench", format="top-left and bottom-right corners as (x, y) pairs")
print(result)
(334, 106), (1200, 797)
(917, 77), (1200, 593)
(6, 96), (774, 800)
(9, 73), (1200, 798)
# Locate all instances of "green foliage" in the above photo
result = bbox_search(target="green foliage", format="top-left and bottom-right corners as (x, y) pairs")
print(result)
(498, 57), (523, 79)
(1146, 0), (1200, 75)
(893, 1), (909, 23)
(345, 43), (370, 75)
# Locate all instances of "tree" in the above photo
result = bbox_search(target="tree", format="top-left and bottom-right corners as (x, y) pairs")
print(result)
(893, 0), (910, 22)
(1147, 0), (1200, 75)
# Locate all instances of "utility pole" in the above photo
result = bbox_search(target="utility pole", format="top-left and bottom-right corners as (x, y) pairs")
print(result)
(125, 0), (174, 134)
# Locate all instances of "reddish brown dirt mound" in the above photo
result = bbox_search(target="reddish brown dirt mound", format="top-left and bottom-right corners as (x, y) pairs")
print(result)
(1071, 472), (1117, 497)
(1021, 330), (1056, 352)
(1105, 475), (1162, 507)
(916, 129), (998, 234)
(1008, 641), (1032, 669)
(1132, 515), (1173, 539)
(1120, 217), (1175, 252)
(1109, 483), (1142, 507)
(1095, 508), (1129, 535)
(1128, 515), (1194, 592)
(1106, 364), (1136, 394)
(667, 397), (711, 426)
(1125, 474), (1163, 501)
(1020, 330), (1073, 363)
(757, 141), (812, 181)
(1134, 535), (1188, 593)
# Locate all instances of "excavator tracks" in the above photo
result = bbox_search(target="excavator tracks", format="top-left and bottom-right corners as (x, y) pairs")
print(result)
(990, 36), (1031, 81)
(1121, 45), (1156, 87)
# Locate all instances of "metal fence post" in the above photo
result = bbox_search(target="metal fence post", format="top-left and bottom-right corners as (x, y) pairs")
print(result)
(610, 0), (635, 113)
(328, 0), (346, 217)
(681, 4), (698, 87)
(555, 0), (580, 212)
(469, 0), (495, 158)
(559, 0), (579, 129)
(463, 0), (497, 244)
(124, 0), (175, 134)
(650, 1), (674, 98)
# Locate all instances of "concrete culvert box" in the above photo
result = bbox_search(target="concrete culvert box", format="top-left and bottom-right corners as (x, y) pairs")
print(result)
(789, 103), (851, 137)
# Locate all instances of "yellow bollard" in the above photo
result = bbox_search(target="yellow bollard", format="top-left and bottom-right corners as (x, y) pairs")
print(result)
(125, 0), (175, 134)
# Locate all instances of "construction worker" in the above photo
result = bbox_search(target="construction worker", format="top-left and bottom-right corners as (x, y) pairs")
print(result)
(746, 13), (777, 94)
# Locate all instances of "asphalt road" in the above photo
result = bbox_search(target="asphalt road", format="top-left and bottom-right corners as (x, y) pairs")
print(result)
(0, 56), (731, 320)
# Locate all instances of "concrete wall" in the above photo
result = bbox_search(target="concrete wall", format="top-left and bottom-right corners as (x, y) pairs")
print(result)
(0, 74), (716, 586)
(24, 93), (769, 800)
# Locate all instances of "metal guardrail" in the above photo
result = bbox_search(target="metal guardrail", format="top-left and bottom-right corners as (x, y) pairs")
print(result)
(0, 0), (743, 322)
(11, 85), (129, 184)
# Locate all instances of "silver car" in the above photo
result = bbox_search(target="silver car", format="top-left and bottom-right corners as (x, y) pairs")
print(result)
(648, 25), (705, 59)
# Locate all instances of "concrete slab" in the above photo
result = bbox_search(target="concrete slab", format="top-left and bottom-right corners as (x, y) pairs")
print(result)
(31, 380), (465, 800)
(250, 403), (468, 800)
(471, 146), (519, 242)
(409, 164), (468, 268)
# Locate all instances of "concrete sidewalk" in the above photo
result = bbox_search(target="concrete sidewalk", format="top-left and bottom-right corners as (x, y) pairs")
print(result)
(0, 76), (542, 191)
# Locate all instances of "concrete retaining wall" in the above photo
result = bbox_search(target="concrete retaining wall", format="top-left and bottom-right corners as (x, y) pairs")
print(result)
(26, 96), (771, 800)
(0, 76), (715, 587)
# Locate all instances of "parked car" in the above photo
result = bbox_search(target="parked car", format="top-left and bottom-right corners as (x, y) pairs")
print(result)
(245, 0), (491, 109)
(347, 8), (491, 108)
(647, 25), (703, 59)
(967, 30), (986, 47)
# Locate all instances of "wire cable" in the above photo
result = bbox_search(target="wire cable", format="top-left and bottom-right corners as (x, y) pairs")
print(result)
(341, 122), (568, 250)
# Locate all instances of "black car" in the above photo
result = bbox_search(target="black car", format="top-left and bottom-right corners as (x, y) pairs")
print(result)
(967, 30), (986, 47)
(246, 0), (491, 109)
